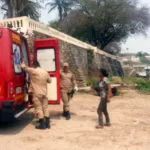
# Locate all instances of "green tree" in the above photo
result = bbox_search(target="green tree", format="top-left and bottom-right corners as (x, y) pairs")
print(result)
(1, 0), (41, 20)
(136, 51), (149, 57)
(60, 0), (150, 54)
(19, 1), (41, 20)
(136, 51), (149, 64)
(46, 0), (74, 21)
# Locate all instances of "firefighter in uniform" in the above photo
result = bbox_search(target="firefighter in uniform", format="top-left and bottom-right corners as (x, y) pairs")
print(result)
(60, 63), (78, 120)
(21, 61), (51, 129)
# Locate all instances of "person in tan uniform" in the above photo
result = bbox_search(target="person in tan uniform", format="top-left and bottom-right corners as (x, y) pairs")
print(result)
(60, 63), (78, 120)
(21, 61), (51, 129)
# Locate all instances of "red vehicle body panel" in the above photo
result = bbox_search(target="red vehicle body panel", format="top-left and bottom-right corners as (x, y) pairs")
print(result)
(34, 38), (61, 104)
(0, 27), (31, 121)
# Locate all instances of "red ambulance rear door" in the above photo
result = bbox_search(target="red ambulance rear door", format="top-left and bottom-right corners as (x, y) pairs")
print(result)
(34, 38), (61, 104)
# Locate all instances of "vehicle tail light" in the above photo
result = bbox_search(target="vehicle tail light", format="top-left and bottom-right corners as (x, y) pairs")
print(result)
(7, 81), (15, 99)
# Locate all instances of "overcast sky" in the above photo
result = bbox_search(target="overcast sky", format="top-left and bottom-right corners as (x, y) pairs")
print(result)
(1, 0), (150, 54)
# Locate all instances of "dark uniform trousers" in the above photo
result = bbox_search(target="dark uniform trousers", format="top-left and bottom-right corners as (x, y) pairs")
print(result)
(97, 98), (110, 125)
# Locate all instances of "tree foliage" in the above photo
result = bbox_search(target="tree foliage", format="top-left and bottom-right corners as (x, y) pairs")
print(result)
(1, 0), (41, 20)
(45, 0), (74, 21)
(56, 0), (150, 54)
(19, 1), (41, 20)
(136, 51), (149, 64)
(136, 51), (149, 57)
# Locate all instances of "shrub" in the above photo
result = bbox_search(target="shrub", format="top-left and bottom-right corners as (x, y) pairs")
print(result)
(111, 76), (122, 84)
(87, 78), (97, 86)
(135, 79), (150, 93)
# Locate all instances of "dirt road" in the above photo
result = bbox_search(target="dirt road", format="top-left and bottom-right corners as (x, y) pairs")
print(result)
(0, 89), (150, 150)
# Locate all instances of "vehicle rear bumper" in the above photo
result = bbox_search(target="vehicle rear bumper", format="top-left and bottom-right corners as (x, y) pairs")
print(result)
(0, 100), (14, 121)
(0, 100), (27, 121)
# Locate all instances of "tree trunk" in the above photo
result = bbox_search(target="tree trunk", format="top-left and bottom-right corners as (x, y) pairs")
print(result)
(100, 40), (107, 50)
(6, 0), (18, 18)
(7, 0), (12, 18)
(12, 0), (17, 17)
(58, 5), (63, 21)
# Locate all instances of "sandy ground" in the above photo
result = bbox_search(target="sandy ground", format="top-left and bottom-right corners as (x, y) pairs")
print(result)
(0, 88), (150, 150)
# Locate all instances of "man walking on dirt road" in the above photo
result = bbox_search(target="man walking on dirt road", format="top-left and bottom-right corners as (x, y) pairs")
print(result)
(60, 63), (78, 120)
(21, 61), (51, 129)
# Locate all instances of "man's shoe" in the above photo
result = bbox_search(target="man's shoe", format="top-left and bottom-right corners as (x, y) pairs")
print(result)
(45, 117), (51, 129)
(36, 119), (46, 129)
(62, 111), (66, 117)
(65, 111), (71, 120)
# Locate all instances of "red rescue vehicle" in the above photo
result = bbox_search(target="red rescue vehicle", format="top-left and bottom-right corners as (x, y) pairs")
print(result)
(0, 27), (60, 121)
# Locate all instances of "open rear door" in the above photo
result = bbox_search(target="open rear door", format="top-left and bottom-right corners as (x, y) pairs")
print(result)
(34, 38), (60, 104)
